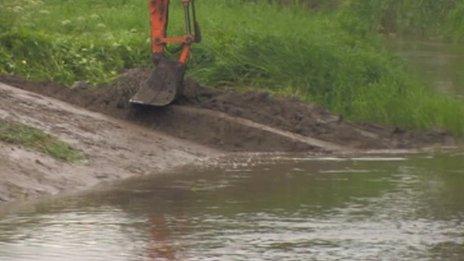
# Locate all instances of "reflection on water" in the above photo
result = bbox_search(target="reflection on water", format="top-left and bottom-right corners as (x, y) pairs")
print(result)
(1, 153), (464, 260)
(386, 38), (464, 98)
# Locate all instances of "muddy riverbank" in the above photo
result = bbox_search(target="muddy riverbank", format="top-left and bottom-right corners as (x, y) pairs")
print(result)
(0, 82), (218, 203)
(1, 70), (456, 152)
(0, 71), (458, 203)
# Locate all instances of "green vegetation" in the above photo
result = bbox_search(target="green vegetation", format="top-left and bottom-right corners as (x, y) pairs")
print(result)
(1, 0), (464, 136)
(342, 0), (464, 41)
(0, 120), (83, 162)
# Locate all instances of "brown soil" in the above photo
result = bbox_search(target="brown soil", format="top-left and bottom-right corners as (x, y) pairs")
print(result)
(0, 82), (217, 203)
(0, 69), (455, 152)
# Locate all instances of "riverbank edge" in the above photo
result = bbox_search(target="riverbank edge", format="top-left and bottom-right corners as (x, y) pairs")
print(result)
(0, 79), (461, 207)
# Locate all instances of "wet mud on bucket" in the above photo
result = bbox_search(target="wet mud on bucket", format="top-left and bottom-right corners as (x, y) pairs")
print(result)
(130, 59), (185, 107)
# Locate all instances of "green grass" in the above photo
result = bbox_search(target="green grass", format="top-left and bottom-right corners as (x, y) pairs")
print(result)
(342, 0), (464, 41)
(446, 2), (464, 42)
(0, 120), (84, 162)
(1, 0), (464, 136)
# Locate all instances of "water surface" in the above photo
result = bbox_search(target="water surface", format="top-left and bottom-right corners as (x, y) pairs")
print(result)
(1, 153), (464, 260)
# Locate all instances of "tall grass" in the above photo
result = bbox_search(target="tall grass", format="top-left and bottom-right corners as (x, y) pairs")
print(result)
(447, 2), (464, 42)
(1, 0), (464, 136)
(0, 0), (151, 83)
(342, 0), (464, 41)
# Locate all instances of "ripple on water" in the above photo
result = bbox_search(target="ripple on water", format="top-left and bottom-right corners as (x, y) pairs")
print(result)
(0, 153), (463, 260)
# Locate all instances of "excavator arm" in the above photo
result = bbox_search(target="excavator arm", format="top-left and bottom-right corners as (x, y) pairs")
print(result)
(130, 0), (201, 107)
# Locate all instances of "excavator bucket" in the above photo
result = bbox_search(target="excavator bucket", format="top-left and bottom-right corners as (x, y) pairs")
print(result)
(130, 58), (185, 107)
(130, 0), (200, 107)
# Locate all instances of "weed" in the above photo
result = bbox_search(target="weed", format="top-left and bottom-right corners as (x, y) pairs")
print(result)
(0, 120), (84, 162)
(342, 0), (464, 40)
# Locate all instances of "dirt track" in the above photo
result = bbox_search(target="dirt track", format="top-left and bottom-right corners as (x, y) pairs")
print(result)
(0, 70), (458, 203)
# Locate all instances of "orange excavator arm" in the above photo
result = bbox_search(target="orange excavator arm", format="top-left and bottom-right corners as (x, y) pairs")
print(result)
(149, 0), (200, 64)
(130, 0), (201, 107)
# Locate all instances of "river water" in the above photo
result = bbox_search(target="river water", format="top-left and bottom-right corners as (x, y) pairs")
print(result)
(0, 153), (464, 260)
